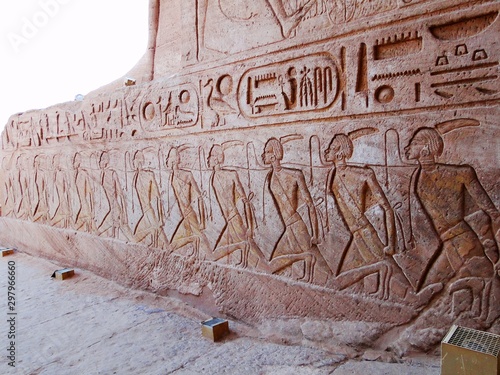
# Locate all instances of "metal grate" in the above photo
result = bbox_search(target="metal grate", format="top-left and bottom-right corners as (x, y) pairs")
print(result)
(444, 326), (500, 357)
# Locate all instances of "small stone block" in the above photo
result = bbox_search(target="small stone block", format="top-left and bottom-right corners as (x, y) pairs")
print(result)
(201, 318), (229, 342)
(52, 268), (75, 280)
(0, 248), (15, 257)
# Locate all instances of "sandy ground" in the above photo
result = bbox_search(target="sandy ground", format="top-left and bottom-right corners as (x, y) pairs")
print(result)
(0, 251), (440, 375)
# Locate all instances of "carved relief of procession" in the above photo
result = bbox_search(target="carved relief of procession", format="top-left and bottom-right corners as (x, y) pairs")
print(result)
(1, 2), (499, 322)
(2, 119), (499, 317)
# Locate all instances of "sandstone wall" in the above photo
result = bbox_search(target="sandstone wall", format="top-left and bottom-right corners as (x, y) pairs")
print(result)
(1, 0), (499, 355)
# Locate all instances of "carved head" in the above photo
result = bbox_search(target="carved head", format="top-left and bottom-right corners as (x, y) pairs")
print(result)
(325, 134), (353, 162)
(262, 138), (283, 164)
(1, 156), (8, 170)
(208, 144), (224, 168)
(52, 154), (61, 169)
(99, 151), (110, 169)
(405, 127), (443, 161)
(34, 155), (44, 170)
(73, 153), (82, 169)
(166, 147), (180, 169)
(16, 155), (23, 168)
(133, 150), (145, 169)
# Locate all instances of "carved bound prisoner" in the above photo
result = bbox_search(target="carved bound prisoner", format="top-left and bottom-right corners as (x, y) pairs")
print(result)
(324, 131), (396, 274)
(166, 146), (212, 260)
(51, 154), (73, 228)
(1, 157), (15, 218)
(97, 151), (133, 241)
(15, 155), (33, 221)
(208, 143), (270, 270)
(131, 149), (168, 249)
(32, 155), (50, 223)
(405, 128), (500, 318)
(323, 131), (395, 298)
(73, 152), (96, 233)
(323, 131), (444, 303)
(262, 137), (332, 283)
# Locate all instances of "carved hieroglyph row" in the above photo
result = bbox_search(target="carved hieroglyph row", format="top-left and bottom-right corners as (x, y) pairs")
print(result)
(3, 6), (499, 151)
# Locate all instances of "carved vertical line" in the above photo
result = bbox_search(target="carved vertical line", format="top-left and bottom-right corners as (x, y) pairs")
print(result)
(415, 82), (421, 102)
(199, 80), (204, 129)
(341, 46), (347, 111)
(356, 43), (368, 93)
(247, 77), (252, 106)
(324, 67), (332, 105)
(383, 130), (390, 189)
(308, 135), (315, 185)
(157, 148), (163, 189)
(314, 67), (322, 107)
(195, 0), (200, 62)
(119, 98), (124, 131)
(198, 146), (204, 192)
(356, 42), (369, 108)
(245, 142), (252, 191)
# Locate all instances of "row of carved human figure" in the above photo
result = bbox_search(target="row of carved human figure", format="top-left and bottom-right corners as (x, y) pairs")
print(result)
(2, 127), (500, 315)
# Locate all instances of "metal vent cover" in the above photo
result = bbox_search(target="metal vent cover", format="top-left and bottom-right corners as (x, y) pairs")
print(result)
(443, 325), (500, 357)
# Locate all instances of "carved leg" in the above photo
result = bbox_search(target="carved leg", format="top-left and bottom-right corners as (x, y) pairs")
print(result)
(486, 276), (500, 324)
(335, 261), (390, 299)
(171, 235), (200, 257)
(449, 277), (486, 317)
(212, 242), (246, 262)
(270, 252), (316, 281)
(383, 263), (392, 300)
(410, 283), (443, 309)
(302, 253), (316, 283)
(241, 242), (250, 269)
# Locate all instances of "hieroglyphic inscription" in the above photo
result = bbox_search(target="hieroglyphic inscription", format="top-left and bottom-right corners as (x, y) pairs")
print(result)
(430, 44), (499, 99)
(201, 75), (238, 128)
(374, 31), (422, 60)
(4, 3), (500, 152)
(140, 83), (199, 131)
(238, 53), (341, 117)
(429, 11), (498, 40)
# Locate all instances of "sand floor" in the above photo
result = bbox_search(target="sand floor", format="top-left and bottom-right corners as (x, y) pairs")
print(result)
(0, 251), (440, 374)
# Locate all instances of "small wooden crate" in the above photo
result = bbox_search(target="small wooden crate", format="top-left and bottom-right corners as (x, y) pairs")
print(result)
(201, 318), (229, 342)
(52, 268), (75, 280)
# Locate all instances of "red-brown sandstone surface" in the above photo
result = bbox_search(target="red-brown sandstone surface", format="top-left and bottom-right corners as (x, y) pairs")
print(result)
(1, 0), (499, 357)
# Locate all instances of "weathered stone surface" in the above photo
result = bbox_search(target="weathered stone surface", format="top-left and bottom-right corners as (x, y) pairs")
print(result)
(1, 0), (499, 356)
(1, 252), (441, 374)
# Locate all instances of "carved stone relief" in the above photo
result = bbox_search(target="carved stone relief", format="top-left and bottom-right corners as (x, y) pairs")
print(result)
(193, 0), (455, 57)
(1, 0), (499, 356)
